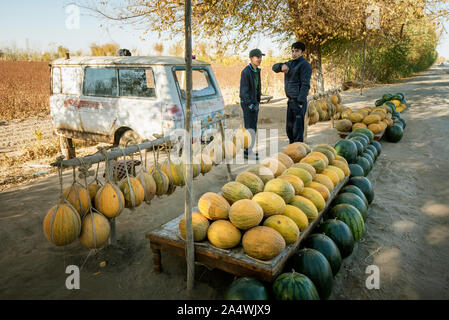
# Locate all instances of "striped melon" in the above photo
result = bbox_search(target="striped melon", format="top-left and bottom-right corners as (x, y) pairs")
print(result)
(272, 272), (320, 300)
(309, 151), (329, 166)
(282, 167), (313, 187)
(79, 212), (111, 249)
(252, 192), (286, 217)
(291, 163), (316, 178)
(261, 158), (286, 177)
(63, 184), (90, 217)
(161, 159), (185, 186)
(308, 181), (331, 201)
(272, 152), (294, 168)
(221, 181), (253, 205)
(246, 165), (275, 184)
(283, 144), (307, 163)
(313, 174), (334, 192)
(43, 201), (81, 246)
(235, 171), (264, 195)
(290, 196), (319, 221)
(264, 178), (295, 204)
(300, 155), (326, 173)
(178, 212), (210, 241)
(95, 182), (125, 218)
(330, 160), (350, 177)
(326, 165), (345, 182)
(278, 174), (304, 195)
(149, 165), (170, 196)
(321, 169), (339, 187)
(300, 187), (325, 212)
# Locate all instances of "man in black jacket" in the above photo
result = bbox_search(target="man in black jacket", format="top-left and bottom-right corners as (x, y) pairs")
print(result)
(239, 48), (265, 159)
(272, 42), (312, 143)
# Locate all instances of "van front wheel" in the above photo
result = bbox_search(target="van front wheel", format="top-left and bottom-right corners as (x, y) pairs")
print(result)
(118, 130), (143, 148)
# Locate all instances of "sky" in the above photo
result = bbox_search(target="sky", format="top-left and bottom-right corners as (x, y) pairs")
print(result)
(1, 0), (448, 59)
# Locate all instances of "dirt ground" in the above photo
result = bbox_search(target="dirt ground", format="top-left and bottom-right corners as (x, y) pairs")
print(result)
(0, 66), (448, 300)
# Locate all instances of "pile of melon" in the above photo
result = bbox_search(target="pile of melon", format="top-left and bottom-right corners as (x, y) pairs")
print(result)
(181, 142), (350, 262)
(307, 94), (343, 125)
(375, 93), (407, 143)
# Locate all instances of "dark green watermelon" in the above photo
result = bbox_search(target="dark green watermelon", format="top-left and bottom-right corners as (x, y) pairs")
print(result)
(364, 150), (375, 164)
(395, 93), (405, 100)
(290, 248), (334, 299)
(334, 139), (358, 164)
(382, 93), (393, 101)
(340, 185), (369, 206)
(225, 277), (269, 300)
(352, 128), (374, 143)
(362, 153), (374, 170)
(386, 124), (403, 143)
(348, 176), (374, 204)
(375, 99), (384, 107)
(396, 117), (406, 129)
(332, 192), (368, 221)
(303, 234), (342, 276)
(347, 132), (370, 146)
(356, 156), (371, 176)
(384, 101), (396, 113)
(330, 204), (365, 241)
(371, 141), (382, 155)
(349, 138), (364, 156)
(272, 272), (320, 300)
(366, 145), (378, 160)
(349, 163), (364, 178)
(318, 219), (354, 259)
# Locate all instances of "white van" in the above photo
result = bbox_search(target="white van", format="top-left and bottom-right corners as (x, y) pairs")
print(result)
(50, 56), (225, 148)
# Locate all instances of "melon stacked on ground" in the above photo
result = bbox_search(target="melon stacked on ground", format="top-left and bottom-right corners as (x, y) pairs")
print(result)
(308, 93), (344, 126)
(187, 141), (350, 263)
(375, 92), (407, 143)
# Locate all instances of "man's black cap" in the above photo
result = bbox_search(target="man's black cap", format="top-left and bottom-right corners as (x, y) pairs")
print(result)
(249, 48), (265, 58)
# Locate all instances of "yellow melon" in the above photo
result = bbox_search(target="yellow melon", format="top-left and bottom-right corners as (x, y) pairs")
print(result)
(242, 226), (286, 260)
(299, 155), (326, 174)
(321, 169), (340, 187)
(207, 220), (241, 249)
(264, 178), (296, 204)
(43, 201), (81, 246)
(178, 212), (210, 241)
(246, 165), (275, 184)
(229, 199), (264, 230)
(308, 181), (331, 201)
(292, 163), (317, 178)
(327, 165), (345, 182)
(221, 181), (253, 204)
(161, 159), (185, 186)
(368, 123), (383, 134)
(282, 205), (309, 231)
(119, 177), (145, 208)
(261, 157), (287, 177)
(283, 143), (307, 163)
(198, 192), (230, 220)
(282, 167), (313, 187)
(277, 174), (304, 195)
(63, 184), (91, 217)
(235, 171), (264, 195)
(335, 155), (349, 166)
(272, 152), (294, 169)
(330, 160), (350, 177)
(349, 112), (364, 123)
(95, 182), (125, 218)
(352, 122), (367, 131)
(263, 215), (299, 244)
(136, 171), (157, 203)
(313, 174), (334, 192)
(299, 187), (325, 212)
(363, 114), (381, 125)
(79, 212), (111, 249)
(252, 192), (286, 217)
(149, 166), (170, 196)
(290, 195), (319, 221)
(309, 151), (329, 166)
(88, 183), (101, 205)
(233, 128), (252, 150)
(195, 153), (213, 175)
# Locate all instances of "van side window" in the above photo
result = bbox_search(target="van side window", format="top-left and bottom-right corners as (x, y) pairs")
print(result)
(118, 68), (156, 98)
(83, 68), (118, 97)
(174, 69), (216, 98)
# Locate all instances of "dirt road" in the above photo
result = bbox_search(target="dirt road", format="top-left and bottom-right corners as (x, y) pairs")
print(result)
(0, 66), (448, 299)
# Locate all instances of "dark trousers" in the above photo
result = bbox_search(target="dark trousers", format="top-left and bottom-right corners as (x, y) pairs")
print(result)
(286, 100), (307, 143)
(241, 103), (258, 153)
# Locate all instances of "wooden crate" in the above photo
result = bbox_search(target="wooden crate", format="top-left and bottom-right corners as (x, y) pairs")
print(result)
(146, 176), (349, 283)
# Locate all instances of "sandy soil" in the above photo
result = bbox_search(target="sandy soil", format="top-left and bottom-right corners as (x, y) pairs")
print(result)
(0, 66), (448, 299)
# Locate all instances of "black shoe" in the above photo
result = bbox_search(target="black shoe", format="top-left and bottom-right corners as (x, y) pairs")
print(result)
(244, 152), (259, 160)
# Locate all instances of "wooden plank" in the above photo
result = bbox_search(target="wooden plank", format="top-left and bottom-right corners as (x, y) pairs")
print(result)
(146, 176), (349, 282)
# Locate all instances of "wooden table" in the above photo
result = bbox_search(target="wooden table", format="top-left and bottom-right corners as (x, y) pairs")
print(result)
(146, 176), (349, 283)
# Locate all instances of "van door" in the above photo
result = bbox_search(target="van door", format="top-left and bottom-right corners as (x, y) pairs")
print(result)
(172, 67), (225, 137)
(78, 67), (119, 136)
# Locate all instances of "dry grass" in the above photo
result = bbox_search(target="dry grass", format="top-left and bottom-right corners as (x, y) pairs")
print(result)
(0, 61), (50, 120)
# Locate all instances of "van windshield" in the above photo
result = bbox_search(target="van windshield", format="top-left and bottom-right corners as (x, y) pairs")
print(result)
(174, 69), (216, 99)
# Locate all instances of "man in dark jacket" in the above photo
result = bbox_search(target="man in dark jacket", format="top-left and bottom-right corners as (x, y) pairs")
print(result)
(272, 42), (312, 143)
(239, 48), (265, 159)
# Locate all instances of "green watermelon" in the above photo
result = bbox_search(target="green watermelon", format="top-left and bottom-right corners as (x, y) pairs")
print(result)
(349, 163), (364, 178)
(350, 134), (369, 148)
(382, 93), (393, 101)
(272, 272), (320, 300)
(332, 193), (368, 221)
(392, 93), (404, 100)
(355, 156), (371, 176)
(303, 234), (342, 276)
(375, 99), (384, 107)
(362, 153), (374, 170)
(225, 277), (269, 300)
(396, 117), (407, 129)
(364, 150), (375, 164)
(340, 185), (369, 206)
(386, 124), (403, 143)
(290, 248), (334, 299)
(348, 176), (374, 204)
(371, 141), (382, 156)
(330, 204), (365, 241)
(352, 128), (374, 143)
(366, 145), (378, 160)
(393, 119), (404, 128)
(318, 219), (354, 259)
(334, 140), (358, 163)
(349, 138), (364, 156)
